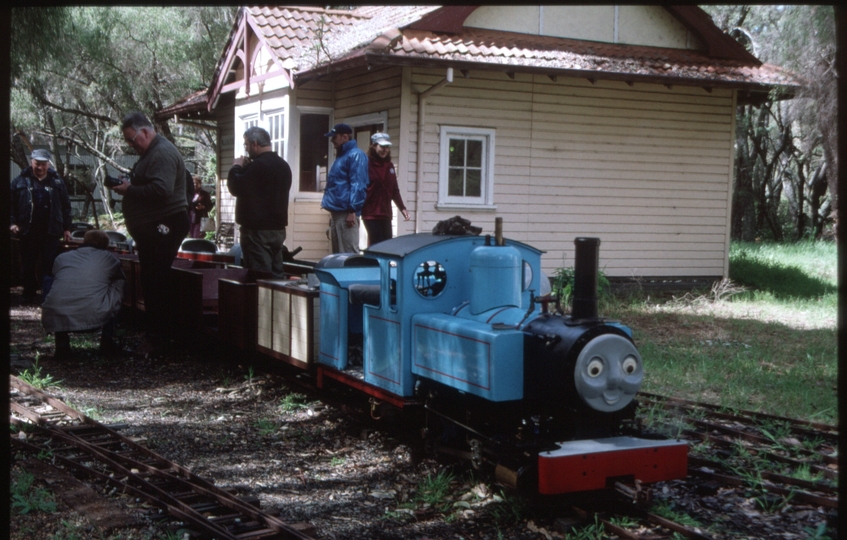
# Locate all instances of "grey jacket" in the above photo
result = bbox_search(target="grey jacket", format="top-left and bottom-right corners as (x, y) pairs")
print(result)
(42, 246), (125, 333)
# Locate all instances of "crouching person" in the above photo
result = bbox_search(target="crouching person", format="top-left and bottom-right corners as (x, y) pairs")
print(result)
(42, 230), (126, 358)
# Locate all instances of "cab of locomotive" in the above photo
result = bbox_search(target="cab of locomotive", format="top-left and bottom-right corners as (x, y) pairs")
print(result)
(364, 233), (543, 398)
(314, 232), (545, 399)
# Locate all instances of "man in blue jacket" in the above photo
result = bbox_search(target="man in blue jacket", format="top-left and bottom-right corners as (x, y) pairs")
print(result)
(321, 123), (369, 253)
(10, 149), (73, 304)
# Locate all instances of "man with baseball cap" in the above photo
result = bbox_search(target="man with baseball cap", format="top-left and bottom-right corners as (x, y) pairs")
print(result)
(321, 123), (369, 253)
(10, 148), (73, 304)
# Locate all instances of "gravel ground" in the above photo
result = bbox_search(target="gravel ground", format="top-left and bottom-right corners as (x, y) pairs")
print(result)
(8, 286), (837, 539)
(9, 289), (562, 540)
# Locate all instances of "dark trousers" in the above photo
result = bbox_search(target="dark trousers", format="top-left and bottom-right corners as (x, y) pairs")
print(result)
(240, 227), (286, 275)
(19, 231), (61, 302)
(130, 212), (189, 336)
(363, 219), (393, 247)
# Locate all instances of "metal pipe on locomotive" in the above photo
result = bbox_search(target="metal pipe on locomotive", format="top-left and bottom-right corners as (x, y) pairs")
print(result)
(312, 218), (687, 496)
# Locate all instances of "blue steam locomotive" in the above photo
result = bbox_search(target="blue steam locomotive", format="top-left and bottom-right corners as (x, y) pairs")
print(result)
(312, 220), (687, 495)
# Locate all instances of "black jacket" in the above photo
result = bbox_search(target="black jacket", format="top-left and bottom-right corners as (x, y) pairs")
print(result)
(227, 151), (291, 230)
(10, 167), (72, 237)
(122, 134), (188, 231)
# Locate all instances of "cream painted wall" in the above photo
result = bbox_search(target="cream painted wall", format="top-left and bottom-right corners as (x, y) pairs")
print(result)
(284, 66), (406, 262)
(405, 68), (734, 279)
(618, 5), (693, 49)
(220, 65), (733, 278)
(543, 6), (615, 43)
(464, 5), (704, 50)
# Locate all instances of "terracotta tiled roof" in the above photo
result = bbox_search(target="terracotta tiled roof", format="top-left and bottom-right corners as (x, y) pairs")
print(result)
(247, 5), (441, 71)
(274, 6), (795, 91)
(376, 27), (795, 87)
(154, 88), (210, 120)
(184, 5), (797, 117)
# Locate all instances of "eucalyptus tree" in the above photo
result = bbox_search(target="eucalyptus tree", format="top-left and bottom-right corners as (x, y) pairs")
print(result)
(10, 6), (236, 224)
(704, 5), (836, 240)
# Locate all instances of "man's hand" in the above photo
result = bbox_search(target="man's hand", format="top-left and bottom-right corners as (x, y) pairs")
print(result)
(401, 209), (410, 221)
(10, 224), (19, 235)
(63, 230), (72, 242)
(345, 212), (357, 228)
(111, 181), (130, 196)
(232, 156), (250, 167)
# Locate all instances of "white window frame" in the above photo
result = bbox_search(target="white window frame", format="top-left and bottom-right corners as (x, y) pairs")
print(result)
(293, 106), (333, 199)
(264, 108), (286, 158)
(237, 114), (259, 157)
(234, 95), (289, 160)
(437, 126), (496, 210)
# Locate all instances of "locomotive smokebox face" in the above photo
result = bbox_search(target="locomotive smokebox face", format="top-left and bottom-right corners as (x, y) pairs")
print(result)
(574, 333), (643, 412)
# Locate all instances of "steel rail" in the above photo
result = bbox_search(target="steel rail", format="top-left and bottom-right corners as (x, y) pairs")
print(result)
(10, 376), (316, 539)
(687, 455), (836, 497)
(681, 428), (837, 480)
(639, 393), (837, 434)
(686, 464), (837, 509)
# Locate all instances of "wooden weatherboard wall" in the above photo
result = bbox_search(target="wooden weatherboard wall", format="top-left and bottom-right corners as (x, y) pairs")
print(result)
(408, 68), (734, 278)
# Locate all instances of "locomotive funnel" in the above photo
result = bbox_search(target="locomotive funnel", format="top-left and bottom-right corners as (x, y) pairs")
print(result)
(572, 237), (600, 320)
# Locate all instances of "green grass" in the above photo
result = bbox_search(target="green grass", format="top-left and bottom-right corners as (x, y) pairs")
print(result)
(255, 418), (277, 436)
(11, 470), (58, 515)
(729, 241), (836, 299)
(415, 470), (455, 512)
(605, 240), (837, 424)
(17, 359), (63, 390)
(278, 392), (309, 412)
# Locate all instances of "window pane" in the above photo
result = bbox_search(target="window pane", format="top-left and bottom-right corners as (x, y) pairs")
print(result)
(466, 139), (482, 167)
(299, 113), (329, 192)
(465, 169), (481, 197)
(449, 139), (465, 167)
(448, 168), (464, 196)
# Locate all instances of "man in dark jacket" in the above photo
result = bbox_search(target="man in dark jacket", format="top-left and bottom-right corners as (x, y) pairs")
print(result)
(10, 148), (73, 303)
(110, 112), (189, 352)
(227, 126), (292, 274)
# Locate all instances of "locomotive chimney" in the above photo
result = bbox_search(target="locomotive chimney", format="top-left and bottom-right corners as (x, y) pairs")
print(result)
(494, 217), (504, 246)
(572, 237), (600, 320)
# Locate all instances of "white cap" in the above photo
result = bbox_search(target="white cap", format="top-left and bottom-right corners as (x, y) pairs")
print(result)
(370, 132), (392, 146)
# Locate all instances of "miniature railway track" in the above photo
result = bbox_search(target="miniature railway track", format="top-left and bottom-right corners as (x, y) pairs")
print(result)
(544, 393), (838, 539)
(10, 369), (836, 539)
(567, 501), (715, 540)
(640, 393), (838, 509)
(9, 375), (318, 540)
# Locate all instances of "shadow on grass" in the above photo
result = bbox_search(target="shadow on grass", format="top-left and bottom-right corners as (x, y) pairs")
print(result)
(729, 256), (836, 299)
(622, 308), (837, 424)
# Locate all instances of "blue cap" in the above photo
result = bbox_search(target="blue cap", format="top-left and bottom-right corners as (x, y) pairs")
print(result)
(324, 123), (353, 137)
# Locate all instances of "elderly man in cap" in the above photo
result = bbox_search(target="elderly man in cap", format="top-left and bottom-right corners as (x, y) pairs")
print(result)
(10, 148), (73, 304)
(321, 123), (369, 253)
